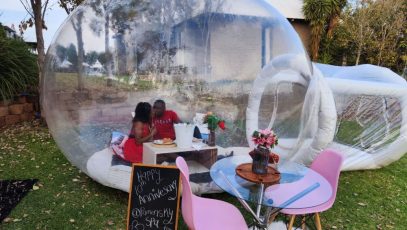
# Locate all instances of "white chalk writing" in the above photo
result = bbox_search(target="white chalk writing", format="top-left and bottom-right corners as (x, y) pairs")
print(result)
(137, 180), (177, 205)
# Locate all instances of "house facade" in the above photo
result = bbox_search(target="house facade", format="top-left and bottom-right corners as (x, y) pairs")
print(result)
(1, 23), (38, 54)
(114, 0), (310, 79)
(167, 1), (310, 81)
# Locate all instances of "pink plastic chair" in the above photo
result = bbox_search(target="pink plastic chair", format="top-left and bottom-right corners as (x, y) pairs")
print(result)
(281, 149), (344, 230)
(176, 157), (247, 230)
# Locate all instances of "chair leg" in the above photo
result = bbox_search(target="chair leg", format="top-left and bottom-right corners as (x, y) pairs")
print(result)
(267, 212), (278, 225)
(301, 216), (306, 230)
(315, 212), (322, 230)
(287, 215), (296, 230)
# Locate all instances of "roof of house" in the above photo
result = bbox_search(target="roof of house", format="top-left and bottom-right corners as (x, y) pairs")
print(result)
(2, 25), (16, 33)
(92, 60), (103, 69)
(266, 0), (304, 20)
(60, 59), (72, 68)
(25, 41), (37, 48)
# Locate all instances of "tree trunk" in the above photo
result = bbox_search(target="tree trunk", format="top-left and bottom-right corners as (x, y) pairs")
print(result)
(326, 16), (339, 39)
(310, 24), (323, 61)
(116, 31), (127, 75)
(32, 0), (46, 117)
(355, 24), (364, 65)
(105, 9), (113, 86)
(341, 55), (347, 66)
(377, 26), (387, 66)
(75, 11), (85, 91)
(355, 44), (362, 65)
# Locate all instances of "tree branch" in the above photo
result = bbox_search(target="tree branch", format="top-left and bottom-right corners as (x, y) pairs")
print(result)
(71, 18), (78, 32)
(42, 0), (50, 18)
(58, 0), (71, 14)
(19, 0), (34, 18)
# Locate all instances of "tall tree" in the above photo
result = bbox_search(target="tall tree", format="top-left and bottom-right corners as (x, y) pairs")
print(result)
(19, 0), (50, 112)
(368, 0), (405, 67)
(348, 0), (374, 65)
(87, 0), (120, 85)
(322, 0), (406, 72)
(326, 0), (347, 39)
(303, 0), (332, 61)
(58, 0), (86, 90)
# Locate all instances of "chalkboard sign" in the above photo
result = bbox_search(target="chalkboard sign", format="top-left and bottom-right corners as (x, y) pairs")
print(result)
(127, 164), (181, 230)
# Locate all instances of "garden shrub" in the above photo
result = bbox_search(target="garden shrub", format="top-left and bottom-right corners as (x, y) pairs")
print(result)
(0, 25), (38, 102)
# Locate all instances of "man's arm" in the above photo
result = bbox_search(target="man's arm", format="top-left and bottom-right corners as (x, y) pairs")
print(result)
(172, 111), (181, 124)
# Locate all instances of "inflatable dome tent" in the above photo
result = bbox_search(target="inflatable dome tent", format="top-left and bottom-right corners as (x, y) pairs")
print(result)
(43, 0), (407, 193)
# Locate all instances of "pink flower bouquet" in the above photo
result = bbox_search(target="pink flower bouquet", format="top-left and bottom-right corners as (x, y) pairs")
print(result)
(251, 129), (278, 149)
(250, 129), (279, 164)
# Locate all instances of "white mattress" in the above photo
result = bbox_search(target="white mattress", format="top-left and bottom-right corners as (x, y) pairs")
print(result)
(86, 147), (249, 194)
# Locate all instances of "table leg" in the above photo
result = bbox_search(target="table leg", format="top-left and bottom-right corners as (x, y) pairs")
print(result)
(252, 183), (270, 230)
(219, 173), (271, 229)
(219, 171), (263, 224)
(256, 183), (264, 217)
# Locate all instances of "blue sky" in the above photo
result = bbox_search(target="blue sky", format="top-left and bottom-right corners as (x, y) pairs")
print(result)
(0, 0), (67, 50)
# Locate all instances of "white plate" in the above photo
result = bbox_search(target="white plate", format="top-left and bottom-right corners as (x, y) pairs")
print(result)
(153, 139), (174, 145)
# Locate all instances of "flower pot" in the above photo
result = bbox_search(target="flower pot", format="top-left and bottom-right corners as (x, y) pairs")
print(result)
(208, 130), (216, 146)
(252, 146), (270, 175)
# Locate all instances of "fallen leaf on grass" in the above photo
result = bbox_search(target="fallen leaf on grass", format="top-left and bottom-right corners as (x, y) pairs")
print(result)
(3, 217), (12, 222)
(357, 202), (367, 206)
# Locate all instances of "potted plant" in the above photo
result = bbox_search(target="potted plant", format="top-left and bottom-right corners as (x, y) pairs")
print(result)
(203, 112), (226, 146)
(250, 129), (279, 174)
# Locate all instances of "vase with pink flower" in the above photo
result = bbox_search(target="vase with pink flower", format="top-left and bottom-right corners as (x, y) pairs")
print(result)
(250, 129), (279, 174)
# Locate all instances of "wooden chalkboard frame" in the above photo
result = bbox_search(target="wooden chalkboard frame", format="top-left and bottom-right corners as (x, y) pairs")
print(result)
(127, 163), (181, 230)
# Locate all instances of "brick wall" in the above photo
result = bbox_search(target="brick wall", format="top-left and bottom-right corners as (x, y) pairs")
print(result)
(0, 96), (35, 127)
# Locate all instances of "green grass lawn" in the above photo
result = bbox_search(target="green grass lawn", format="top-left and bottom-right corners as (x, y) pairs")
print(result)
(1, 121), (406, 229)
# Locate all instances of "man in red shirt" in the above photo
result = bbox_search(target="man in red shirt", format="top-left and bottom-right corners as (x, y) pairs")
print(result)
(152, 100), (181, 140)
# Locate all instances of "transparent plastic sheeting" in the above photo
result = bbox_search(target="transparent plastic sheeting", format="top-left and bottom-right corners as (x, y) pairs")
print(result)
(247, 61), (407, 171)
(317, 64), (407, 170)
(42, 0), (406, 192)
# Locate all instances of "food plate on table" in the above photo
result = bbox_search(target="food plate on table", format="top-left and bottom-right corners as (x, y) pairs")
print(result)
(153, 138), (174, 145)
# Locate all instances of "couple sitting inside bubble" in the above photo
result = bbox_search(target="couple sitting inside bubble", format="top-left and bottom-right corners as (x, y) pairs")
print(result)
(121, 99), (181, 163)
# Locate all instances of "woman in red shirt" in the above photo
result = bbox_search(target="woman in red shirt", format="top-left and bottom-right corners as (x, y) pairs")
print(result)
(123, 102), (156, 163)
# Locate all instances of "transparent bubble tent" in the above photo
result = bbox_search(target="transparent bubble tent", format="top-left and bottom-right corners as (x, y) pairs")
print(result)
(43, 0), (407, 193)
